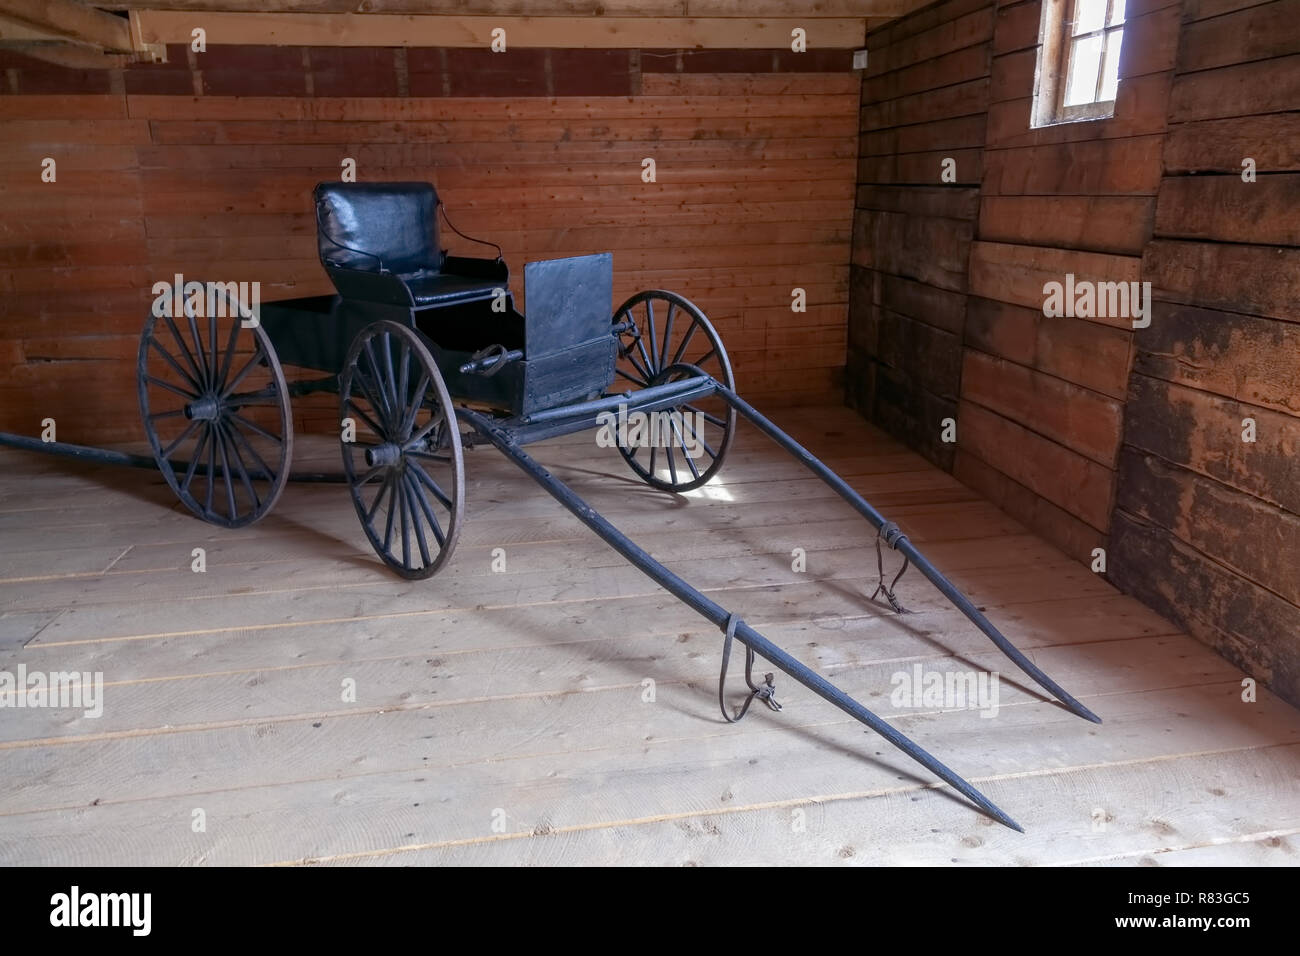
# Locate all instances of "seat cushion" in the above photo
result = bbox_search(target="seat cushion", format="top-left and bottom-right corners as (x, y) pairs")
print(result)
(402, 271), (501, 308)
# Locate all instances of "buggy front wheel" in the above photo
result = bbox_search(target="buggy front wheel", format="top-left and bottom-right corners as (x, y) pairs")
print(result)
(340, 321), (465, 580)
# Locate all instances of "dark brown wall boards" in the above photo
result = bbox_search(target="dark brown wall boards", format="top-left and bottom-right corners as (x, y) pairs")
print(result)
(849, 0), (1300, 706)
(848, 0), (994, 472)
(1112, 0), (1300, 706)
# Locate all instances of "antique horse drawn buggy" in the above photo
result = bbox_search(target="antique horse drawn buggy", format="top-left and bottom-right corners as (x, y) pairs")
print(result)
(21, 182), (1104, 829)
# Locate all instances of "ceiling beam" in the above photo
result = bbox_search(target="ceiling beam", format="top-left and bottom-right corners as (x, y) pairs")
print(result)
(132, 11), (870, 48)
(94, 1), (925, 15)
(0, 0), (134, 52)
(0, 39), (129, 67)
(0, 13), (61, 41)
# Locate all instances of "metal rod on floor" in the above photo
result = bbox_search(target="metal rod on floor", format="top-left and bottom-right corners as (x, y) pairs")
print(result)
(713, 385), (1102, 725)
(458, 405), (1024, 832)
(0, 431), (347, 483)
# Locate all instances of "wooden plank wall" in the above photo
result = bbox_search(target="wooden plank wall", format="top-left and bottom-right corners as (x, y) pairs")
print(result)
(847, 0), (994, 470)
(849, 0), (1181, 564)
(0, 46), (858, 442)
(956, 0), (1181, 564)
(1112, 0), (1300, 705)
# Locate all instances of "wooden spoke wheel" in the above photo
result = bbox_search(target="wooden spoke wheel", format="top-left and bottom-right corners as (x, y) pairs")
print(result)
(137, 288), (293, 528)
(340, 320), (464, 580)
(611, 290), (736, 492)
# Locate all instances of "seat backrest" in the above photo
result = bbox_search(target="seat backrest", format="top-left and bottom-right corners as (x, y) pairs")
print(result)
(314, 182), (439, 274)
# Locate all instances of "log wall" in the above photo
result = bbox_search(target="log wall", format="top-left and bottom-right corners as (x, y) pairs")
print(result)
(850, 0), (1300, 705)
(1112, 0), (1300, 705)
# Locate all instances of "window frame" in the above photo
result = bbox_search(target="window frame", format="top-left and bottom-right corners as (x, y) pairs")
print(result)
(1030, 0), (1126, 128)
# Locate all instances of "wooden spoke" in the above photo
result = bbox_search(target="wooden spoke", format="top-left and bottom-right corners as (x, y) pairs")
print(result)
(185, 311), (210, 390)
(160, 418), (201, 460)
(399, 370), (432, 440)
(401, 473), (433, 566)
(144, 374), (197, 401)
(180, 426), (209, 494)
(409, 459), (454, 510)
(148, 336), (203, 394)
(159, 312), (206, 387)
(224, 417), (276, 482)
(218, 421), (259, 513)
(353, 463), (386, 487)
(361, 339), (398, 432)
(213, 422), (238, 521)
(381, 330), (400, 423)
(680, 413), (719, 461)
(343, 397), (386, 440)
(204, 429), (216, 515)
(228, 411), (283, 446)
(407, 407), (447, 448)
(661, 303), (676, 373)
(615, 366), (650, 388)
(671, 320), (698, 368)
(366, 472), (393, 522)
(220, 344), (267, 399)
(669, 416), (702, 481)
(645, 298), (659, 371)
(217, 308), (242, 388)
(406, 467), (446, 548)
(209, 309), (219, 398)
(396, 469), (410, 569)
(406, 450), (454, 464)
(382, 477), (398, 553)
(396, 339), (411, 438)
(682, 403), (727, 428)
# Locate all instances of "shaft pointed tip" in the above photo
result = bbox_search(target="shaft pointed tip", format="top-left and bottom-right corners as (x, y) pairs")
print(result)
(988, 803), (1024, 832)
(1074, 702), (1103, 724)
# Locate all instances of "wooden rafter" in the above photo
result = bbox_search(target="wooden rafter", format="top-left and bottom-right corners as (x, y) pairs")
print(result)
(0, 39), (128, 67)
(0, 0), (133, 52)
(94, 0), (925, 15)
(130, 11), (870, 48)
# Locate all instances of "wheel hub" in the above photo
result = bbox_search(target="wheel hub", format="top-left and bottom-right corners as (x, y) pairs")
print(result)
(365, 443), (403, 467)
(184, 395), (222, 421)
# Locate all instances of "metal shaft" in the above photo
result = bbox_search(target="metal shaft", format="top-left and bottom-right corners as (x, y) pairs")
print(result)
(714, 386), (1102, 725)
(459, 406), (1024, 831)
(0, 431), (346, 483)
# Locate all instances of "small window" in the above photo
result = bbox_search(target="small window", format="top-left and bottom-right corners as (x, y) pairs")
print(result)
(1031, 0), (1126, 127)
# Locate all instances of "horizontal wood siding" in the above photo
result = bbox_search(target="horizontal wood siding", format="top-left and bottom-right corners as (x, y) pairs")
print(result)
(1113, 0), (1300, 706)
(0, 47), (858, 441)
(953, 0), (1180, 565)
(848, 0), (993, 470)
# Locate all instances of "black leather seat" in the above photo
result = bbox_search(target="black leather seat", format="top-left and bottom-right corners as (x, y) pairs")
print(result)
(313, 181), (502, 308)
(403, 271), (500, 307)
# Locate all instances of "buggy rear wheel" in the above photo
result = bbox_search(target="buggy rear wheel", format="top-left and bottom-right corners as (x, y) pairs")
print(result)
(340, 320), (464, 580)
(611, 290), (736, 492)
(137, 287), (293, 528)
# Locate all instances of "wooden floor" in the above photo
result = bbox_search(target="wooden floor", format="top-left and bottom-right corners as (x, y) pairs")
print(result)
(1, 405), (1298, 866)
